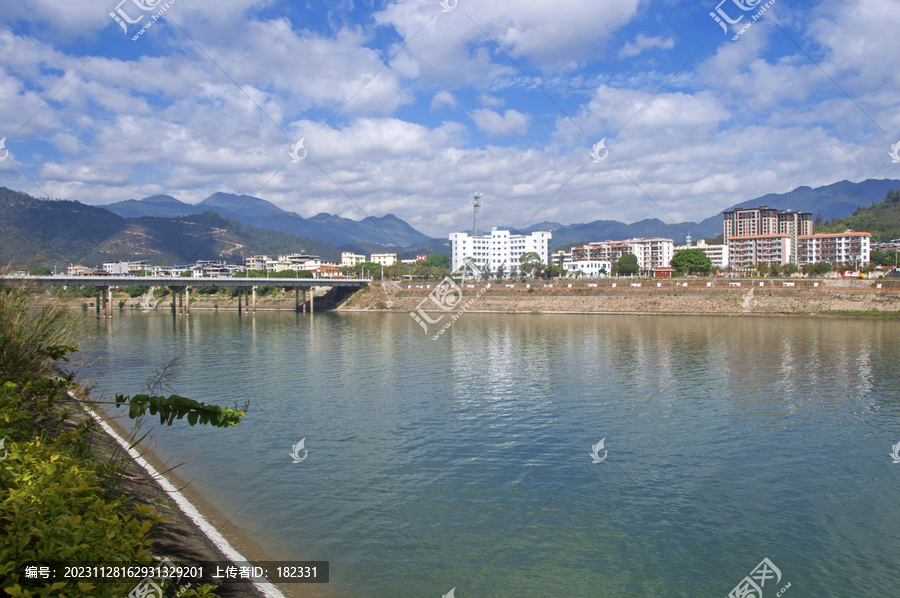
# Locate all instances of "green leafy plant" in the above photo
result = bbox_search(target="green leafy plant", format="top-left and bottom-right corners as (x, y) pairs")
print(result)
(115, 394), (245, 428)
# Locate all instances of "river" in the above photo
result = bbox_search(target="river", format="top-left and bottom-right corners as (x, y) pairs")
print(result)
(75, 310), (900, 597)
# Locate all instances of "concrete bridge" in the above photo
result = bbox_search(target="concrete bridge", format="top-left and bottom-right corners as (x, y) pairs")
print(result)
(8, 275), (371, 315)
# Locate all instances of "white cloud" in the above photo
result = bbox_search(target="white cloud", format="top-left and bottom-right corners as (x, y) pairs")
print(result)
(431, 90), (457, 110)
(619, 34), (675, 59)
(0, 0), (897, 240)
(373, 0), (642, 83)
(480, 94), (504, 107)
(470, 108), (531, 136)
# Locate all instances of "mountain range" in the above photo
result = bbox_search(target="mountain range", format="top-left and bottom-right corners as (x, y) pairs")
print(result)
(0, 187), (340, 268)
(104, 192), (430, 247)
(103, 178), (900, 252)
(3, 178), (897, 269)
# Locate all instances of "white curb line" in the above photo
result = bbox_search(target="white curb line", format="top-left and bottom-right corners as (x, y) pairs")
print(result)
(77, 395), (286, 598)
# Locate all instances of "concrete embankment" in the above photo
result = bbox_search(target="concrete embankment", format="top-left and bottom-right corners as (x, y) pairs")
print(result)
(338, 278), (900, 316)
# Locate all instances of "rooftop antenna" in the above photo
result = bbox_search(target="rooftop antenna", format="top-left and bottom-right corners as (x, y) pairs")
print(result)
(472, 192), (483, 236)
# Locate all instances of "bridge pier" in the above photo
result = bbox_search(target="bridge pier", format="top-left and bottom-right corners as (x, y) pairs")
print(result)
(185, 286), (190, 314)
(252, 285), (257, 312)
(108, 288), (113, 316)
(95, 289), (101, 315)
(170, 287), (176, 317)
(237, 289), (242, 315)
(294, 288), (299, 312)
(310, 288), (314, 314)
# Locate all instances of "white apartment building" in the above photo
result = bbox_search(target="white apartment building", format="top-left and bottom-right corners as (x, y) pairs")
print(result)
(728, 234), (793, 267)
(673, 239), (729, 269)
(102, 260), (148, 275)
(370, 253), (397, 266)
(245, 255), (270, 271)
(567, 237), (673, 272)
(564, 260), (612, 278)
(341, 252), (366, 267)
(797, 231), (871, 267)
(449, 228), (552, 275)
(625, 237), (674, 271)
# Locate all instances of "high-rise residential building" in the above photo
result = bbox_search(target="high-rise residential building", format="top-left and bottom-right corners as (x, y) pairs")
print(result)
(723, 206), (812, 265)
(727, 234), (793, 268)
(449, 227), (552, 275)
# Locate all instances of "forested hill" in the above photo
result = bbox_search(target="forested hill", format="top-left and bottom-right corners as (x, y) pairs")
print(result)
(816, 189), (900, 241)
(0, 187), (340, 268)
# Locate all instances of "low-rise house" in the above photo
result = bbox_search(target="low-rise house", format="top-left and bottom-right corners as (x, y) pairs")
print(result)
(341, 252), (366, 267)
(370, 253), (397, 266)
(311, 266), (343, 278)
(564, 260), (612, 278)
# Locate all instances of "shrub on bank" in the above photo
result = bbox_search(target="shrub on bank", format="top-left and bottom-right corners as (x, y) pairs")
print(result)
(0, 282), (220, 597)
(0, 382), (163, 597)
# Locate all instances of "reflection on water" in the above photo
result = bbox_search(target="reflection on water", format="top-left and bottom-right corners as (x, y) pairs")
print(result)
(77, 311), (900, 597)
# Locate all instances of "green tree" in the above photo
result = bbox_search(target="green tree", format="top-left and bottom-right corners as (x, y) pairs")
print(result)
(28, 265), (52, 276)
(670, 249), (712, 275)
(612, 253), (639, 276)
(518, 252), (542, 278)
(756, 262), (770, 276)
(425, 254), (450, 269)
(870, 250), (899, 267)
(783, 263), (799, 276)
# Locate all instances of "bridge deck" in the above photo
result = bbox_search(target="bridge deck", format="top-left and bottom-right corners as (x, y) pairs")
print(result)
(4, 275), (371, 288)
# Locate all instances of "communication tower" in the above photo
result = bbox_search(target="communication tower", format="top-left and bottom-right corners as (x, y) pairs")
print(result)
(472, 192), (483, 236)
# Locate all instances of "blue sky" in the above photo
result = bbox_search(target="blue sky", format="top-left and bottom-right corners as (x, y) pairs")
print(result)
(0, 0), (897, 237)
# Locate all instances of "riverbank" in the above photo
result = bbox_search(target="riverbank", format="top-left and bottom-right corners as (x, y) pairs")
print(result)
(22, 277), (900, 317)
(62, 391), (286, 598)
(337, 278), (900, 316)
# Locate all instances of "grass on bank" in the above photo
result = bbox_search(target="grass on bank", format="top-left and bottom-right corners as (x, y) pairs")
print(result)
(0, 280), (219, 598)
